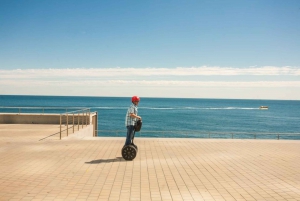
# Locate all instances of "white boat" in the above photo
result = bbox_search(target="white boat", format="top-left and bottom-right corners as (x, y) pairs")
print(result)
(259, 106), (268, 110)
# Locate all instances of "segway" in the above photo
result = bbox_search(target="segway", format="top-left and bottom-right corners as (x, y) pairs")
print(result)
(122, 120), (142, 160)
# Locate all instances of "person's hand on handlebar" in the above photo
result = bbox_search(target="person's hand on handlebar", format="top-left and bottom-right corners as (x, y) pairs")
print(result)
(130, 113), (142, 120)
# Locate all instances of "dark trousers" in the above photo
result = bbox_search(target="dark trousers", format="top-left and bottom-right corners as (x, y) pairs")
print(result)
(125, 125), (135, 145)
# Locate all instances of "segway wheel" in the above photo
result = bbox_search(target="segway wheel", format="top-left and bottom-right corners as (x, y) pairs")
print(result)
(122, 145), (137, 161)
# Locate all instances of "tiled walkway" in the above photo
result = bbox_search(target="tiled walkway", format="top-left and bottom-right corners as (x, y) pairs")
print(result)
(0, 124), (300, 201)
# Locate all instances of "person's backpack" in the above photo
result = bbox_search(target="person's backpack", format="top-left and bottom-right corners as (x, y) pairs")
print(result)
(134, 120), (142, 132)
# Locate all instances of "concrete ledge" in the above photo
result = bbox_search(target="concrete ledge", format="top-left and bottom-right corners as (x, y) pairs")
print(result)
(0, 113), (95, 124)
(0, 113), (61, 124)
(0, 113), (98, 138)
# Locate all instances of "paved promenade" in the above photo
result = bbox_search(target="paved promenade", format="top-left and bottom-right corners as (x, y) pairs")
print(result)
(0, 124), (300, 201)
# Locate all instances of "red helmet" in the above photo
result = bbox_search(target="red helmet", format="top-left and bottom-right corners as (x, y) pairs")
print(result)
(131, 96), (140, 102)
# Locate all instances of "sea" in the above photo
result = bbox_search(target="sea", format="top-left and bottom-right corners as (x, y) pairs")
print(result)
(1, 95), (300, 140)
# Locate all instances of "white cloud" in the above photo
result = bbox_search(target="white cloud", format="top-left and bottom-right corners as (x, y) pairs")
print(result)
(0, 66), (300, 79)
(1, 79), (299, 88)
(1, 66), (299, 99)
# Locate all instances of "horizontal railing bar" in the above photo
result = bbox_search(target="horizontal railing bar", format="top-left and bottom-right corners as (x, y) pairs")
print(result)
(96, 130), (300, 135)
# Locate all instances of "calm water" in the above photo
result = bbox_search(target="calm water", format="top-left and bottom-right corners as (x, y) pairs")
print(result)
(1, 95), (300, 139)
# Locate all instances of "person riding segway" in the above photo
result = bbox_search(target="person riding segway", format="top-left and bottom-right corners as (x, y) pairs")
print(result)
(122, 96), (142, 160)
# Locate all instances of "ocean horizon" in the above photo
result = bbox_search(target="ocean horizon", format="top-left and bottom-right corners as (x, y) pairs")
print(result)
(1, 95), (300, 139)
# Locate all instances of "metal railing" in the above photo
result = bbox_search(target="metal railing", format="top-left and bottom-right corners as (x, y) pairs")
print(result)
(59, 108), (91, 140)
(0, 106), (91, 140)
(96, 130), (300, 140)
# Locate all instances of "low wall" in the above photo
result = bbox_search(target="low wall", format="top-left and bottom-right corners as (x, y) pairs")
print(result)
(0, 113), (98, 137)
(0, 113), (95, 124)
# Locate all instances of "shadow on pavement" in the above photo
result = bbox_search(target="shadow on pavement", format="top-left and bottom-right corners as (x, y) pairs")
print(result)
(85, 157), (126, 164)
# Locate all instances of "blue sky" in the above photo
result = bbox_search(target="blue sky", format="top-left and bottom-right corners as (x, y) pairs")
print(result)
(0, 0), (300, 99)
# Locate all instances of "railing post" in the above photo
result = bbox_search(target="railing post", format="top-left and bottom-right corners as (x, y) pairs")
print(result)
(83, 111), (85, 126)
(95, 111), (98, 137)
(86, 111), (87, 126)
(67, 113), (69, 136)
(60, 115), (62, 140)
(78, 113), (80, 131)
(73, 113), (75, 133)
(82, 111), (83, 126)
(82, 112), (83, 128)
(89, 109), (91, 125)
